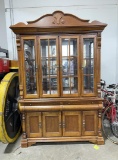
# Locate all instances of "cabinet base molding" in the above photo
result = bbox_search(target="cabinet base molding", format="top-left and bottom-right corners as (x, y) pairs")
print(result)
(21, 136), (104, 148)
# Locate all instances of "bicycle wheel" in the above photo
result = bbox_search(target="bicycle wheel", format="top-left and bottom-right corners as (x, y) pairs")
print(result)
(102, 105), (118, 144)
(111, 105), (118, 138)
(0, 72), (21, 143)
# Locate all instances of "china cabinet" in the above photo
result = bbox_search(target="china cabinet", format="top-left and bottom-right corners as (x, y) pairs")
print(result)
(10, 11), (107, 147)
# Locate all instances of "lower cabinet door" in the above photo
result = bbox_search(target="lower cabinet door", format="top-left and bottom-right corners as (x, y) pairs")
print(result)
(26, 112), (42, 138)
(82, 111), (97, 136)
(43, 112), (62, 137)
(63, 111), (81, 137)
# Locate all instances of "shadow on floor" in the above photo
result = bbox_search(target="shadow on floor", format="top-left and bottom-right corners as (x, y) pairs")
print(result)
(4, 136), (21, 154)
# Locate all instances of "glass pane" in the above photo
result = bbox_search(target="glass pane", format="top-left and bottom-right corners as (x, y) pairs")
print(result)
(62, 39), (69, 56)
(40, 38), (58, 96)
(62, 58), (77, 76)
(40, 40), (48, 57)
(83, 39), (94, 58)
(63, 77), (70, 94)
(70, 58), (77, 75)
(62, 58), (69, 75)
(50, 78), (57, 94)
(43, 78), (50, 94)
(83, 38), (94, 93)
(61, 38), (78, 95)
(50, 58), (57, 75)
(41, 58), (49, 76)
(49, 39), (56, 57)
(24, 40), (37, 94)
(84, 75), (94, 93)
(71, 77), (78, 93)
(70, 39), (77, 56)
(83, 59), (94, 74)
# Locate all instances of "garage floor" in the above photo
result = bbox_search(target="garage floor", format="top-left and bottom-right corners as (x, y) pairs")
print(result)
(0, 136), (118, 160)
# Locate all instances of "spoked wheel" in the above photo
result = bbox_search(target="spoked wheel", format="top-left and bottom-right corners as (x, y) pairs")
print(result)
(102, 105), (118, 144)
(0, 72), (21, 143)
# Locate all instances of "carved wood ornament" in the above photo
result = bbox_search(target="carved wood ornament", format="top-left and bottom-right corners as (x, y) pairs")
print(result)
(52, 12), (65, 24)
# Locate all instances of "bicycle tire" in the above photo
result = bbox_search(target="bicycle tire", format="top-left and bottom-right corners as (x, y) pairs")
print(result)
(102, 105), (118, 144)
(111, 105), (118, 138)
(0, 72), (21, 143)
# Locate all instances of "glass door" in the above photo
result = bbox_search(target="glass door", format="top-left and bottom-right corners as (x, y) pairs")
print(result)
(39, 36), (59, 97)
(22, 36), (39, 98)
(81, 35), (97, 96)
(60, 36), (79, 97)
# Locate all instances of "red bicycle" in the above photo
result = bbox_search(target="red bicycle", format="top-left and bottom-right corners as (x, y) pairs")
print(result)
(101, 81), (118, 144)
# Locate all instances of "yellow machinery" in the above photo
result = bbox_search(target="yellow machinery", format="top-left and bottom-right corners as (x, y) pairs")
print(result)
(0, 55), (21, 143)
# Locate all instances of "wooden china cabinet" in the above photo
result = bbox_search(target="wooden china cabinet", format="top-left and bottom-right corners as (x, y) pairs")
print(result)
(10, 11), (107, 147)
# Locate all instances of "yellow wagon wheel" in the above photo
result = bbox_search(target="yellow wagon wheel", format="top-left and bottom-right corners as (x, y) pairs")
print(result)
(0, 72), (21, 143)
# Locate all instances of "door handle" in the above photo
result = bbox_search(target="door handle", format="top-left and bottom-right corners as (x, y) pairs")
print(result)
(39, 122), (42, 128)
(59, 123), (62, 128)
(63, 122), (65, 128)
(83, 120), (85, 128)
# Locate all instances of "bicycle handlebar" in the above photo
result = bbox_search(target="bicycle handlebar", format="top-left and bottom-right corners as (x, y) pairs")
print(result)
(101, 89), (114, 96)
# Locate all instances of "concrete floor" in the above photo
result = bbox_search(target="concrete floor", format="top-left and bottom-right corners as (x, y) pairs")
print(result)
(0, 136), (118, 160)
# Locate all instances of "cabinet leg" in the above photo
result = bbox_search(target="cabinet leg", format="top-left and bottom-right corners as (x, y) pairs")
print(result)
(89, 136), (104, 145)
(21, 139), (28, 148)
(97, 137), (105, 145)
(28, 141), (37, 147)
(89, 140), (97, 144)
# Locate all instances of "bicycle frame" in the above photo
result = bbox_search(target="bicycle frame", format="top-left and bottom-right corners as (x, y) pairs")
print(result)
(101, 88), (117, 123)
(101, 82), (118, 143)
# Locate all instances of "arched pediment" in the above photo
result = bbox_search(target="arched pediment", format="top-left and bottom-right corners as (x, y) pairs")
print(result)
(10, 11), (107, 34)
(27, 10), (90, 27)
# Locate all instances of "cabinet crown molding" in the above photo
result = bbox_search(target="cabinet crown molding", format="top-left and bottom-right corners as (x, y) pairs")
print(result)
(10, 11), (107, 34)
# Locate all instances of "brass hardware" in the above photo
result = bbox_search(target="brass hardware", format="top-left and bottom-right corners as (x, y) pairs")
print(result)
(55, 65), (59, 68)
(59, 123), (62, 128)
(82, 66), (84, 70)
(83, 120), (85, 127)
(39, 122), (42, 128)
(63, 123), (65, 128)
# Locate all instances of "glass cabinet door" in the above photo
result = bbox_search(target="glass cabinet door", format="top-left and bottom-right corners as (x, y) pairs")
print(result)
(39, 37), (59, 97)
(22, 35), (97, 98)
(23, 37), (38, 97)
(60, 36), (79, 96)
(81, 36), (96, 96)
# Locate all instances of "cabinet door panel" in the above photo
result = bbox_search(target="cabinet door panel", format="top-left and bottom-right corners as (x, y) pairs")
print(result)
(43, 112), (62, 137)
(26, 112), (42, 138)
(63, 111), (81, 136)
(39, 36), (60, 97)
(60, 36), (79, 97)
(22, 37), (39, 98)
(82, 111), (97, 136)
(81, 35), (97, 96)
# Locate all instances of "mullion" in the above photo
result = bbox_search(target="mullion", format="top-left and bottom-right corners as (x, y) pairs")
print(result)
(48, 39), (51, 94)
(69, 39), (71, 94)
